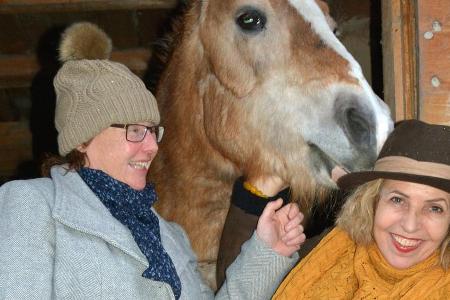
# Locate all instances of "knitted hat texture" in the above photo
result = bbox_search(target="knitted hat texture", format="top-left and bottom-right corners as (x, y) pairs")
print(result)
(54, 22), (159, 155)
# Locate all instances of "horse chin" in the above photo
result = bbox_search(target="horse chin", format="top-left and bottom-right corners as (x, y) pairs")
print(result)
(307, 143), (346, 189)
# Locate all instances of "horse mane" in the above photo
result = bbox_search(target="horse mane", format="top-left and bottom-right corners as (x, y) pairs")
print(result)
(143, 1), (191, 94)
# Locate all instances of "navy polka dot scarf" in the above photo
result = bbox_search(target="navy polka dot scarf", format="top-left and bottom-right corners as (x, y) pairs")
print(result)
(78, 167), (181, 299)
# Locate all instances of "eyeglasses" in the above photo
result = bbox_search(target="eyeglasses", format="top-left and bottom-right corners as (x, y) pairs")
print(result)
(110, 124), (164, 143)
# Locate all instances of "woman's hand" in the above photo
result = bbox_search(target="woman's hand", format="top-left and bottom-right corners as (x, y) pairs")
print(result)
(256, 199), (306, 257)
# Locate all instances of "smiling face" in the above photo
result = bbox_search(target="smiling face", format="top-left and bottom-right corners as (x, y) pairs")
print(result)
(79, 122), (159, 190)
(374, 180), (450, 269)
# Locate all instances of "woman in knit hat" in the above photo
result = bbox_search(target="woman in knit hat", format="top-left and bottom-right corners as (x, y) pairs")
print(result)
(0, 22), (305, 299)
(272, 119), (450, 299)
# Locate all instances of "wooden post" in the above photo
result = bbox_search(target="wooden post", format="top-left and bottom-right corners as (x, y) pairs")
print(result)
(382, 0), (418, 122)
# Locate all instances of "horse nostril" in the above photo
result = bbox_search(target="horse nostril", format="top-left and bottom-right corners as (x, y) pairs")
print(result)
(334, 92), (377, 154)
(345, 107), (371, 146)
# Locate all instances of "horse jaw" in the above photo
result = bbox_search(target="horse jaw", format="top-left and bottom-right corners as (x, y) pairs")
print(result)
(247, 79), (390, 195)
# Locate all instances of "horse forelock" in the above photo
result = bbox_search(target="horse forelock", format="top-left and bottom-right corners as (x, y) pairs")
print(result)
(147, 1), (205, 91)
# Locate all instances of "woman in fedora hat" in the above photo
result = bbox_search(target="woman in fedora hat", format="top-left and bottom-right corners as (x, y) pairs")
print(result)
(272, 119), (450, 299)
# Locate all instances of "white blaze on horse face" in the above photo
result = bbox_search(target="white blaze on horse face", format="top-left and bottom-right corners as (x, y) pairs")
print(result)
(287, 0), (392, 153)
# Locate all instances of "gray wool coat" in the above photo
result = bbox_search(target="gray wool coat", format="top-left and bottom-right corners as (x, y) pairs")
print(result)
(0, 166), (298, 299)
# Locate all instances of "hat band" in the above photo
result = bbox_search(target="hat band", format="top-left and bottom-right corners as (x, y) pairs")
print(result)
(374, 156), (450, 180)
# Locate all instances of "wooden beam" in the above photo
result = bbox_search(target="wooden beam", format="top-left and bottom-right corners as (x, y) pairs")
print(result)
(0, 48), (152, 88)
(382, 0), (418, 122)
(0, 0), (177, 14)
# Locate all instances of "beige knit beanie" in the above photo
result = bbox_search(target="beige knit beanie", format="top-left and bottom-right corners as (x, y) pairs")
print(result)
(54, 22), (160, 155)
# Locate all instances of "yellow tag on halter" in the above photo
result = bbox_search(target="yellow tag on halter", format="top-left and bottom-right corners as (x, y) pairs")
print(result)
(243, 181), (269, 199)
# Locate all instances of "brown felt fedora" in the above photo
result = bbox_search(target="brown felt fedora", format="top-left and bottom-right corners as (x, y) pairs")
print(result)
(338, 119), (450, 193)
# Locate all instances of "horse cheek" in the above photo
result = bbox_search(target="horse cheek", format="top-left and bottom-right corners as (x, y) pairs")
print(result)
(204, 39), (256, 98)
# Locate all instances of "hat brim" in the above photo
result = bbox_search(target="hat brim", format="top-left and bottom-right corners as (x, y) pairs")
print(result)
(337, 171), (450, 194)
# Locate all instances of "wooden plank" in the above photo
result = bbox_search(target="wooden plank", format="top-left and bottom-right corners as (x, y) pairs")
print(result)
(0, 0), (177, 13)
(381, 0), (418, 122)
(0, 121), (32, 179)
(0, 13), (33, 54)
(0, 48), (152, 88)
(0, 55), (38, 88)
(416, 0), (450, 125)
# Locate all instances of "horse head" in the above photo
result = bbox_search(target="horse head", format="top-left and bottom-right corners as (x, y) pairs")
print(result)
(187, 0), (391, 196)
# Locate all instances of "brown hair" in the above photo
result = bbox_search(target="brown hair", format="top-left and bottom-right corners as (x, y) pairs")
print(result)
(41, 149), (87, 177)
(336, 179), (450, 270)
(41, 141), (91, 177)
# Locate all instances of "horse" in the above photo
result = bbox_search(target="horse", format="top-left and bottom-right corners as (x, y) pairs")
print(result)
(150, 0), (393, 289)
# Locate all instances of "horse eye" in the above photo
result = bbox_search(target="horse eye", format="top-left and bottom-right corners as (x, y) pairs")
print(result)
(236, 9), (266, 33)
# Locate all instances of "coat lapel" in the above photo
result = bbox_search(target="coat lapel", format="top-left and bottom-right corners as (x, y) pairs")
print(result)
(50, 166), (149, 267)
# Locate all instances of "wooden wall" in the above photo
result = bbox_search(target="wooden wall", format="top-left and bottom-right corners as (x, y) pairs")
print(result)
(417, 0), (450, 123)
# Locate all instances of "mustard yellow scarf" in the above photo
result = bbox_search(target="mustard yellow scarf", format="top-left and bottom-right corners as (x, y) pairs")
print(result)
(273, 228), (450, 299)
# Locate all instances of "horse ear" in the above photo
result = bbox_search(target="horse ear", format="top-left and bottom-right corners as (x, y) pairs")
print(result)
(202, 35), (257, 98)
(315, 0), (330, 15)
(315, 0), (337, 31)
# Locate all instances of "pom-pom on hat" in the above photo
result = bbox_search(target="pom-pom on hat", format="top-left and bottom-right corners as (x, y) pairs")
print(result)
(54, 22), (160, 155)
(338, 120), (450, 193)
